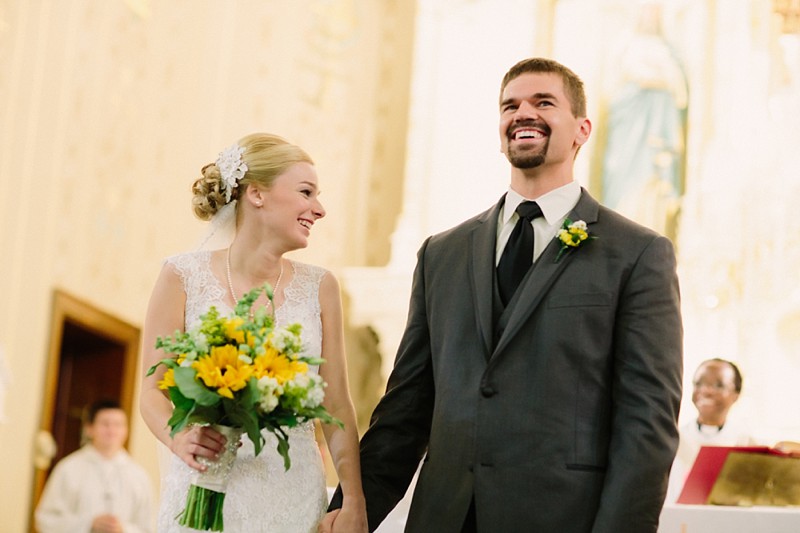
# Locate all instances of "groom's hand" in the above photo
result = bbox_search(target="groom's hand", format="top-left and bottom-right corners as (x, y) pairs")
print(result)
(317, 509), (340, 533)
(319, 507), (368, 533)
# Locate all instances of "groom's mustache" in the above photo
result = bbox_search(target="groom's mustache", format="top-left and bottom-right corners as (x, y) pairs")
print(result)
(507, 120), (550, 138)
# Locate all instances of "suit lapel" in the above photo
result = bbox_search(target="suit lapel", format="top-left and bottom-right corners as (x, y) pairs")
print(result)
(470, 197), (505, 357)
(492, 189), (600, 359)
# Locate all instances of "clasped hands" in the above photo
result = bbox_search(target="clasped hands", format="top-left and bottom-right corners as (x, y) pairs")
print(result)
(318, 505), (368, 533)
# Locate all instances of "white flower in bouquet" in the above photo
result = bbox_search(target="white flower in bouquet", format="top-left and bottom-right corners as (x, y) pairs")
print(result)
(268, 326), (303, 354)
(256, 376), (283, 413)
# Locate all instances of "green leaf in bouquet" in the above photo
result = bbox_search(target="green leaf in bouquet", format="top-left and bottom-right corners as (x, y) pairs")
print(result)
(252, 305), (274, 327)
(145, 356), (180, 377)
(237, 378), (258, 411)
(224, 403), (262, 456)
(167, 388), (195, 436)
(222, 387), (257, 426)
(155, 329), (195, 353)
(302, 406), (344, 429)
(168, 386), (193, 411)
(264, 408), (299, 428)
(299, 357), (326, 366)
(155, 329), (187, 347)
(268, 425), (292, 470)
(168, 407), (191, 435)
(186, 404), (223, 427)
(197, 307), (229, 346)
(174, 367), (221, 406)
(234, 284), (269, 317)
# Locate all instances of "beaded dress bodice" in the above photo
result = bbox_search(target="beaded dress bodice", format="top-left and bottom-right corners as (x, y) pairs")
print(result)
(156, 250), (328, 533)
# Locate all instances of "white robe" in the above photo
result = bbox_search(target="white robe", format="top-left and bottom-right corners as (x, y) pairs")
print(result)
(35, 445), (154, 533)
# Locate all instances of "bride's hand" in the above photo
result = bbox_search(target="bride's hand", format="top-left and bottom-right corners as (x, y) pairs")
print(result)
(170, 425), (227, 471)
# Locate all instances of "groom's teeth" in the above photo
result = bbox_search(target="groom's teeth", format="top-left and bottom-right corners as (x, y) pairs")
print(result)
(515, 130), (542, 140)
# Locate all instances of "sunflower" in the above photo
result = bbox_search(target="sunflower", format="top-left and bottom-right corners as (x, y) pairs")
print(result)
(192, 344), (253, 398)
(253, 348), (308, 385)
(157, 368), (176, 390)
(224, 316), (247, 345)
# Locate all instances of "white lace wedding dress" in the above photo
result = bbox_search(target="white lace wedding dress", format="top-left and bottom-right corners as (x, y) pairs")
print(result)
(157, 250), (329, 533)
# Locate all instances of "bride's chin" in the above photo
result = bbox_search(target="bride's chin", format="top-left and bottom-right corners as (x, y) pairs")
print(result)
(289, 238), (309, 250)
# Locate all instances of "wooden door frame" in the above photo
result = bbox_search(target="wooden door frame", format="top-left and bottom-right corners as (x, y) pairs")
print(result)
(30, 288), (140, 530)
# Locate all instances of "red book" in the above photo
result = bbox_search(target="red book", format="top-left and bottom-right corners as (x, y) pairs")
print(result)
(676, 446), (789, 504)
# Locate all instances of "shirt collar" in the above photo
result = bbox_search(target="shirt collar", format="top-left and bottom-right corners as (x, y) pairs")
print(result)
(503, 181), (581, 226)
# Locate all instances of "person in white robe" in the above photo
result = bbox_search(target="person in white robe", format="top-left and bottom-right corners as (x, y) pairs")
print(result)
(35, 399), (154, 533)
(666, 359), (755, 502)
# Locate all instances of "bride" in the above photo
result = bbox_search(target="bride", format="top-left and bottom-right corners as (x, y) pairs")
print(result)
(139, 133), (368, 532)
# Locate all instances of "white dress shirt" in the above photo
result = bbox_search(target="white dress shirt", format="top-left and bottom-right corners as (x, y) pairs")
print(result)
(496, 181), (582, 265)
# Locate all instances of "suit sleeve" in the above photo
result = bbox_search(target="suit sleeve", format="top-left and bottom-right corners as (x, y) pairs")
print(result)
(329, 238), (436, 531)
(592, 235), (683, 533)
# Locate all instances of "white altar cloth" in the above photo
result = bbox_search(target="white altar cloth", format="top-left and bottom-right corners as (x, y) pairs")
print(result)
(659, 503), (800, 533)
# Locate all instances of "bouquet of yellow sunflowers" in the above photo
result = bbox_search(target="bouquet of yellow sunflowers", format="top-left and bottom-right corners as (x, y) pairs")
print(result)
(147, 283), (341, 531)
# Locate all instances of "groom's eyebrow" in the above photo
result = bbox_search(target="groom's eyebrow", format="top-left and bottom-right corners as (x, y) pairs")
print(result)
(501, 92), (559, 106)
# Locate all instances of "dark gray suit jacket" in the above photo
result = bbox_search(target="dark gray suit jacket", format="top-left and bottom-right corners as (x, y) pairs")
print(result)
(356, 189), (683, 532)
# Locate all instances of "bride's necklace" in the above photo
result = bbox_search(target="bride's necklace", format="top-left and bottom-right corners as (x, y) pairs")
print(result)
(226, 247), (284, 304)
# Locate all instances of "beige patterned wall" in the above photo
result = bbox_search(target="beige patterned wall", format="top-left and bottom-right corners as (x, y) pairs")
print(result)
(0, 1), (414, 530)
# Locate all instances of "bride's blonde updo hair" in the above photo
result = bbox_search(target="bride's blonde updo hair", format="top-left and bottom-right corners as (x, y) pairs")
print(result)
(191, 133), (314, 221)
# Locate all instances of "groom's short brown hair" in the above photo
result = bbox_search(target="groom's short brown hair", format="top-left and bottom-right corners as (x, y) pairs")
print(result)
(499, 57), (587, 118)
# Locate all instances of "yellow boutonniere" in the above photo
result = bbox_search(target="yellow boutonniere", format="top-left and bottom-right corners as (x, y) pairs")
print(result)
(555, 218), (596, 262)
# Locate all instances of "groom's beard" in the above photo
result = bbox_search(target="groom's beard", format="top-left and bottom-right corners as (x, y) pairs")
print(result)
(505, 122), (550, 169)
(508, 148), (546, 169)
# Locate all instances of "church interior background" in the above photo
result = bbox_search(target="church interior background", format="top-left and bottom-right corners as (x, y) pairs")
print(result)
(2, 0), (800, 531)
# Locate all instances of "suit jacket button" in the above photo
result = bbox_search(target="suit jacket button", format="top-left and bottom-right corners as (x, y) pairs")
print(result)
(481, 386), (495, 397)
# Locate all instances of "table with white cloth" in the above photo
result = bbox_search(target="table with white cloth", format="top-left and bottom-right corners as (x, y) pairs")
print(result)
(659, 503), (800, 533)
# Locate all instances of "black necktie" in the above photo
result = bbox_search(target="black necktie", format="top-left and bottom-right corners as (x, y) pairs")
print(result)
(497, 201), (543, 305)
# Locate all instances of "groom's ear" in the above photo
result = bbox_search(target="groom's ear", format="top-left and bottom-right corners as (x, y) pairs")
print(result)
(575, 117), (591, 147)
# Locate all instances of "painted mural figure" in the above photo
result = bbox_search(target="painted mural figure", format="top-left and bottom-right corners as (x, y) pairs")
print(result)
(597, 2), (688, 239)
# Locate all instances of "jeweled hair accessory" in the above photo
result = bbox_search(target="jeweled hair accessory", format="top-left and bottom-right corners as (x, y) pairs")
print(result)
(216, 144), (248, 203)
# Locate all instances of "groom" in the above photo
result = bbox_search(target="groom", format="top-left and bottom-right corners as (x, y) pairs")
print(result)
(328, 57), (683, 532)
